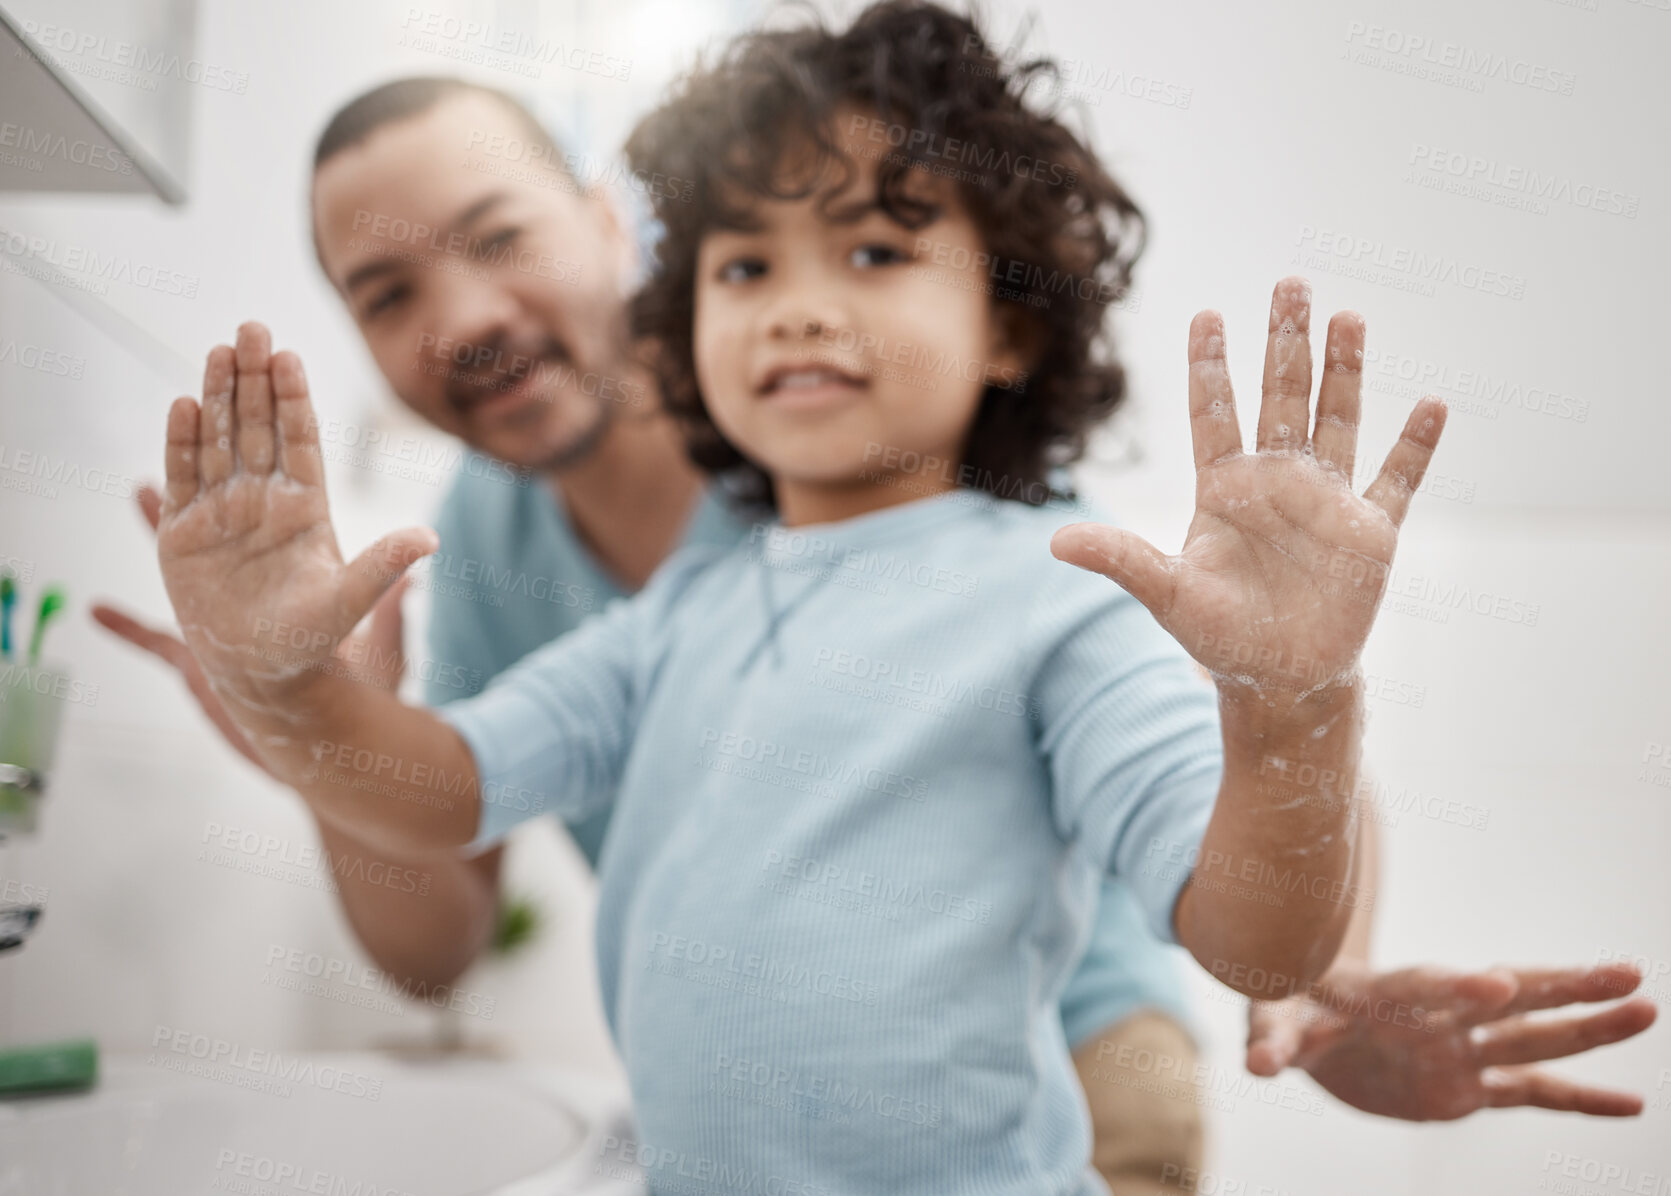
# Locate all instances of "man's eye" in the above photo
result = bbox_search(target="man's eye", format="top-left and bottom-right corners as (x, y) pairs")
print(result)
(477, 227), (520, 257)
(850, 243), (908, 268)
(717, 257), (766, 283)
(364, 283), (411, 318)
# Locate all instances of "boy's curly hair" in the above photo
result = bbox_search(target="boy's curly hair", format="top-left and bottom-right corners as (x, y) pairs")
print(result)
(624, 0), (1146, 514)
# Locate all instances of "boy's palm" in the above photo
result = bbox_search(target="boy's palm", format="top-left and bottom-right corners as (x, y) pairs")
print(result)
(1053, 277), (1445, 692)
(156, 323), (435, 706)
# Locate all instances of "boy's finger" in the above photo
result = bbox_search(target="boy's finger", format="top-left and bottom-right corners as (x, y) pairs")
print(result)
(272, 350), (326, 488)
(340, 528), (440, 641)
(234, 322), (277, 475)
(1363, 397), (1446, 528)
(1049, 524), (1175, 622)
(341, 574), (411, 688)
(1311, 311), (1364, 478)
(199, 343), (236, 485)
(368, 574), (410, 646)
(1255, 276), (1313, 454)
(163, 397), (201, 509)
(1483, 1067), (1645, 1117)
(1187, 310), (1241, 469)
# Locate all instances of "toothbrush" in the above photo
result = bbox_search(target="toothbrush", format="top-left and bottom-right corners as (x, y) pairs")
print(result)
(26, 586), (65, 667)
(0, 572), (13, 658)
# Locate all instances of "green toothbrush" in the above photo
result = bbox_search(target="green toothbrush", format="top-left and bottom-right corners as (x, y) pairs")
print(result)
(0, 572), (14, 658)
(26, 586), (65, 667)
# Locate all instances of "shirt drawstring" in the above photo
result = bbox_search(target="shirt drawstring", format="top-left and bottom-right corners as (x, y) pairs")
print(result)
(735, 552), (821, 677)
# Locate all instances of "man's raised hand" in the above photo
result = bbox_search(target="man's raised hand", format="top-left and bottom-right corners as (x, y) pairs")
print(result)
(1245, 960), (1658, 1121)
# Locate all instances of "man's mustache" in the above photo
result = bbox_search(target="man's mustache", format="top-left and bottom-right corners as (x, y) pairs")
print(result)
(442, 336), (575, 408)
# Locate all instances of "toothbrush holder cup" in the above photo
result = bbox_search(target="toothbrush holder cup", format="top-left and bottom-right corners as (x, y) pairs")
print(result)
(0, 659), (72, 836)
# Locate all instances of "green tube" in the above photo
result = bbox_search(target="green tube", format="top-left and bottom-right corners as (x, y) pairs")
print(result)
(0, 1038), (98, 1095)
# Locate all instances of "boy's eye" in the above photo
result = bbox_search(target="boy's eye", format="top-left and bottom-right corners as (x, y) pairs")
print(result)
(364, 282), (411, 319)
(849, 242), (909, 268)
(717, 256), (767, 283)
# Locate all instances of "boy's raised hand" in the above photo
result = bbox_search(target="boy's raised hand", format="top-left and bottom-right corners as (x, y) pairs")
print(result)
(156, 322), (436, 724)
(1053, 276), (1444, 695)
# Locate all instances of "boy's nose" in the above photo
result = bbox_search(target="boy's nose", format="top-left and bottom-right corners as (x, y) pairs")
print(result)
(762, 289), (849, 343)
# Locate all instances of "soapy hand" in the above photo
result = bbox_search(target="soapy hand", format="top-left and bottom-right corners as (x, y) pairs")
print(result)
(93, 483), (411, 776)
(1053, 276), (1445, 698)
(155, 322), (436, 730)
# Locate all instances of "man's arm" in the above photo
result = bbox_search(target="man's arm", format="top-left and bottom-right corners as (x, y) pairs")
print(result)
(1062, 879), (1206, 1195)
(1074, 1011), (1203, 1196)
(318, 553), (507, 992)
(314, 815), (503, 993)
(96, 474), (502, 990)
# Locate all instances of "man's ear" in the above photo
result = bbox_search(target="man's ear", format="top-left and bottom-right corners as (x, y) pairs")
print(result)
(587, 186), (639, 297)
(989, 302), (1044, 388)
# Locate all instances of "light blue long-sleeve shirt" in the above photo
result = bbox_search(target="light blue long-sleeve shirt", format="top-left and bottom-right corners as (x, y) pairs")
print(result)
(422, 464), (1196, 1046)
(435, 485), (1223, 1195)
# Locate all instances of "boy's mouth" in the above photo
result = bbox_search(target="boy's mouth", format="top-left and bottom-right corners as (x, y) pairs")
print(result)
(755, 361), (870, 409)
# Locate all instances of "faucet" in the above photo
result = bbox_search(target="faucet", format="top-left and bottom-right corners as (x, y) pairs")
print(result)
(0, 762), (43, 953)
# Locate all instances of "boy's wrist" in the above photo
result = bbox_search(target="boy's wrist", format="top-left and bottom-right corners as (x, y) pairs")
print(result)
(233, 667), (357, 780)
(1217, 670), (1363, 753)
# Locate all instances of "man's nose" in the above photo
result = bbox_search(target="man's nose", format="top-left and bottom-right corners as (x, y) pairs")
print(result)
(427, 274), (523, 360)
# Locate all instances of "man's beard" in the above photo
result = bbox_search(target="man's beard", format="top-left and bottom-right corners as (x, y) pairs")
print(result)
(443, 328), (627, 474)
(528, 391), (615, 473)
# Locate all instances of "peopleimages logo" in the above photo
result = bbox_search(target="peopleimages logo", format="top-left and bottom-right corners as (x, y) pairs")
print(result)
(697, 726), (930, 802)
(0, 122), (132, 174)
(845, 114), (1078, 187)
(0, 228), (200, 298)
(1293, 225), (1526, 300)
(1341, 21), (1577, 95)
(1407, 142), (1639, 219)
(17, 20), (250, 92)
(148, 1026), (384, 1100)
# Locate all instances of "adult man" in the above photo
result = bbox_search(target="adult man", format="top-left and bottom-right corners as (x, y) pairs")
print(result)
(96, 76), (1655, 1192)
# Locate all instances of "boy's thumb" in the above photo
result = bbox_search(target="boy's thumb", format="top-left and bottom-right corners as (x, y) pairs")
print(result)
(1050, 523), (1174, 618)
(341, 527), (438, 632)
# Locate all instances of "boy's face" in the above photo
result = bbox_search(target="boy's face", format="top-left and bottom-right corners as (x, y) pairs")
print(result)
(693, 110), (1027, 519)
(311, 91), (638, 471)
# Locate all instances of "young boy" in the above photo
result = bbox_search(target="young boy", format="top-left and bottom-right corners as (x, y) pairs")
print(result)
(155, 3), (1451, 1191)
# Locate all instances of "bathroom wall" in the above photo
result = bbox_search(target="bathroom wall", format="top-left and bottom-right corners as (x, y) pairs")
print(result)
(1, 0), (1666, 1192)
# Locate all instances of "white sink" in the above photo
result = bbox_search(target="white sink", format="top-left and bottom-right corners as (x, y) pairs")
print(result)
(0, 1050), (642, 1195)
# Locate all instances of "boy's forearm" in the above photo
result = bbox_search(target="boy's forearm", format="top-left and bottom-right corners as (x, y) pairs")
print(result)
(1174, 679), (1365, 998)
(231, 673), (482, 855)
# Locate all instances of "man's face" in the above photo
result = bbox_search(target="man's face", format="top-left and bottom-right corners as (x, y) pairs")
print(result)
(312, 91), (641, 470)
